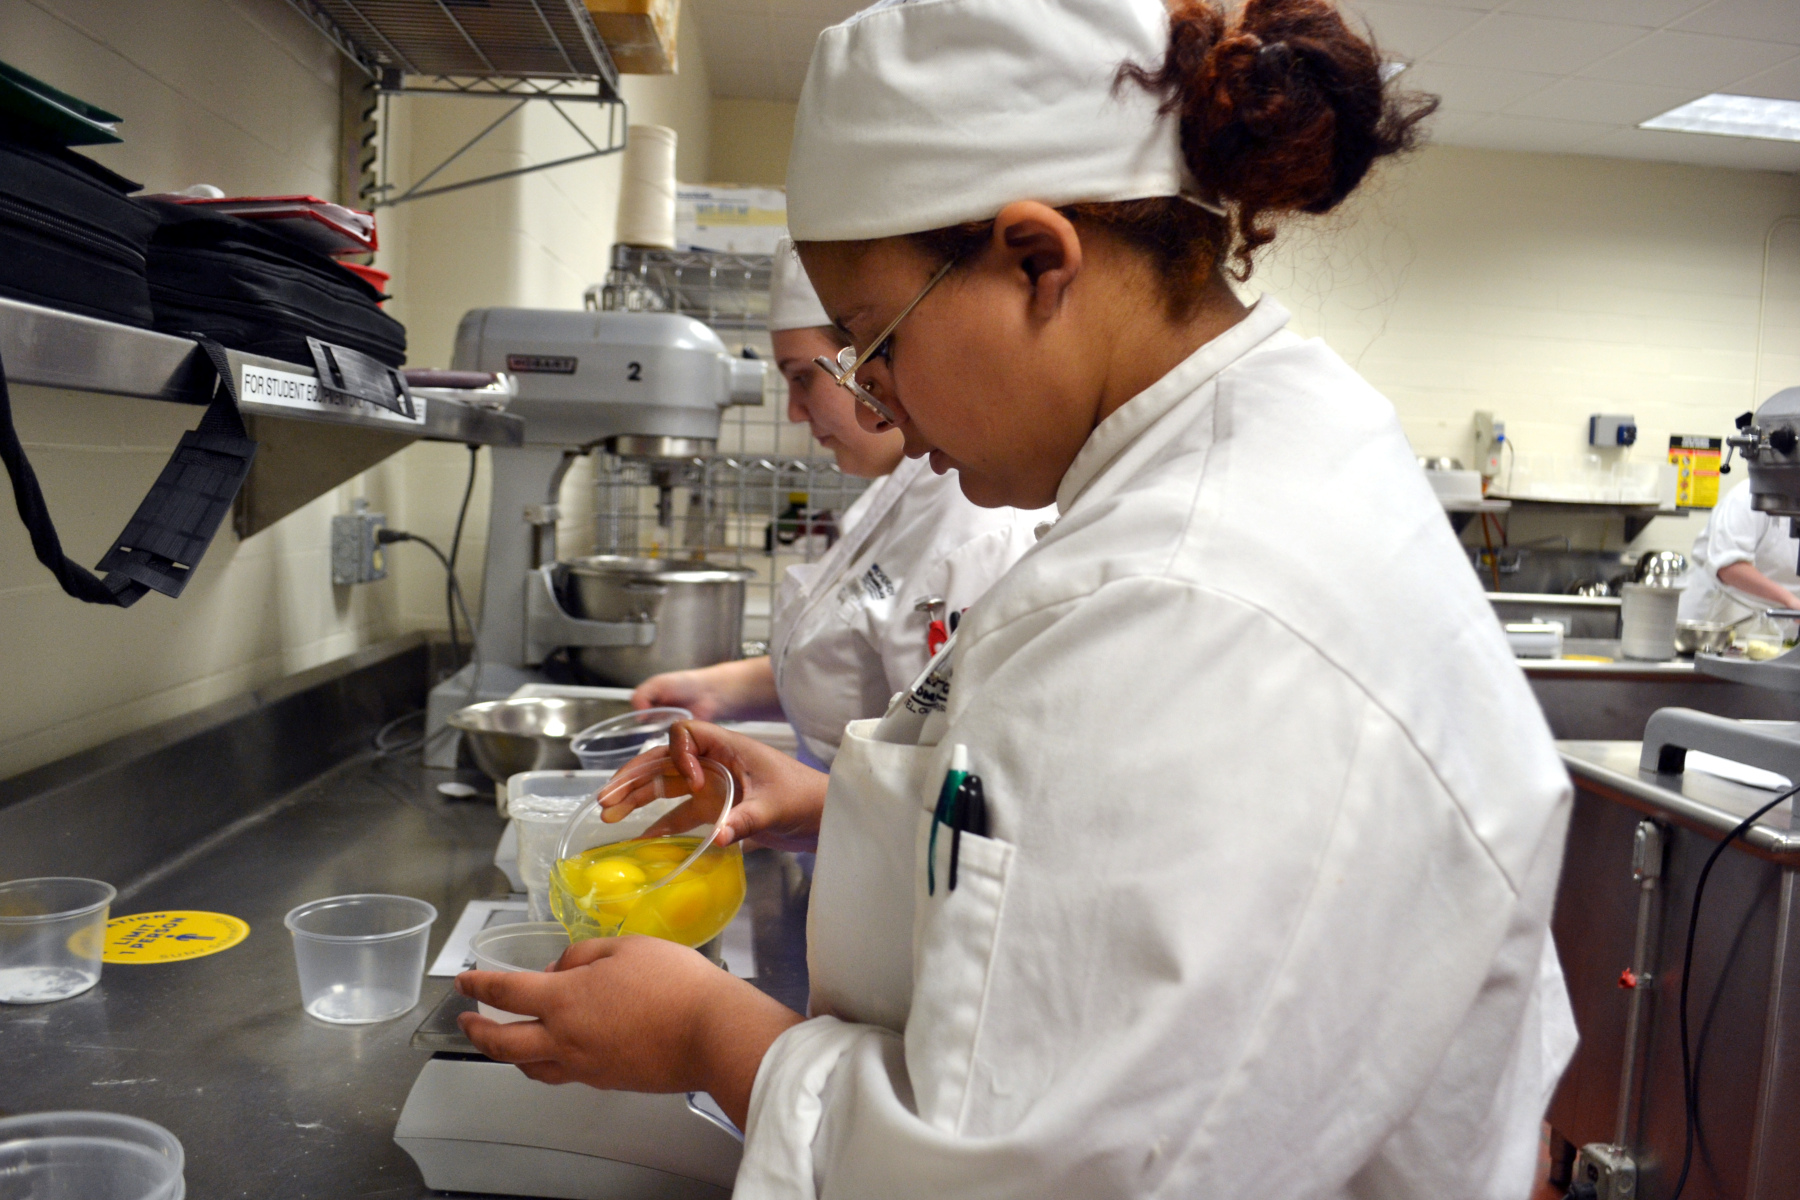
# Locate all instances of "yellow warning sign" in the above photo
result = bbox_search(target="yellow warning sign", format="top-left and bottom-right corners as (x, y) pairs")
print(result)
(1669, 435), (1722, 509)
(104, 911), (249, 964)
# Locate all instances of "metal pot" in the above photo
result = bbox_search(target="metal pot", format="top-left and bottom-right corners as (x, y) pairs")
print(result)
(559, 556), (756, 685)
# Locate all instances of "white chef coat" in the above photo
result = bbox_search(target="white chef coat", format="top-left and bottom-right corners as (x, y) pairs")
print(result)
(1678, 481), (1800, 621)
(736, 298), (1577, 1199)
(769, 455), (1046, 767)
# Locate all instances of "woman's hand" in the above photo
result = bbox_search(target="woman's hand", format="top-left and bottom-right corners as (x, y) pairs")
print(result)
(456, 936), (803, 1129)
(606, 721), (830, 852)
(631, 657), (780, 722)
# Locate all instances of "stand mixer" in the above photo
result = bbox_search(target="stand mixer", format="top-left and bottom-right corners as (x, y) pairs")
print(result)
(1640, 386), (1800, 780)
(397, 304), (767, 1197)
(423, 305), (766, 766)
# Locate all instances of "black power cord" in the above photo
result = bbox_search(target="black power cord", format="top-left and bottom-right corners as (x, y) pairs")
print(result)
(378, 528), (481, 714)
(445, 445), (479, 671)
(1668, 779), (1800, 1199)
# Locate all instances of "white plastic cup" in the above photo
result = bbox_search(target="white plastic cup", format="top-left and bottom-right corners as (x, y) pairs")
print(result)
(468, 921), (571, 1024)
(283, 894), (437, 1024)
(0, 1110), (185, 1200)
(0, 877), (115, 1004)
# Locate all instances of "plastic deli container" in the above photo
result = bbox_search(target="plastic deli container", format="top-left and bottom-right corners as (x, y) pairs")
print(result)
(283, 894), (437, 1024)
(0, 1110), (185, 1200)
(0, 877), (115, 1005)
(508, 770), (615, 921)
(468, 922), (572, 1024)
(570, 707), (690, 771)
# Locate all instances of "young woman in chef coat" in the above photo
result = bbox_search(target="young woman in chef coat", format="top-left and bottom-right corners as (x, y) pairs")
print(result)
(1679, 478), (1800, 620)
(631, 241), (1046, 768)
(458, 2), (1578, 1196)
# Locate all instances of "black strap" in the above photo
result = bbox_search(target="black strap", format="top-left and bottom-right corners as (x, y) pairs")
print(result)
(0, 333), (257, 607)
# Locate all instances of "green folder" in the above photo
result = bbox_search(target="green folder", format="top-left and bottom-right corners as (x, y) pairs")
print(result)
(0, 59), (122, 145)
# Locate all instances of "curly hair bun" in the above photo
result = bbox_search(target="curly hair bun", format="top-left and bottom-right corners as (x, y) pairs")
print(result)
(1123, 0), (1437, 277)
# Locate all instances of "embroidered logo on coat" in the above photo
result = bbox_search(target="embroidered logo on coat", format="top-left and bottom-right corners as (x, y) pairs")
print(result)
(859, 562), (895, 600)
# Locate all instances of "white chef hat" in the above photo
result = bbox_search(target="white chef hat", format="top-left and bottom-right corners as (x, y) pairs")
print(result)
(768, 237), (833, 331)
(786, 0), (1189, 242)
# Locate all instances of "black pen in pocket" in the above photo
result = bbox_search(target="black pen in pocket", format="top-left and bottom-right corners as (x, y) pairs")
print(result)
(947, 772), (987, 892)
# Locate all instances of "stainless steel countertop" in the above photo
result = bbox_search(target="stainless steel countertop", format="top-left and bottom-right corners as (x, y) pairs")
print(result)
(1, 751), (810, 1198)
(1559, 739), (1800, 863)
(1522, 638), (1700, 678)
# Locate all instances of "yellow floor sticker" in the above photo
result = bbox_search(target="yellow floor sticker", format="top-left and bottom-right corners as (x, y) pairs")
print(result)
(104, 911), (250, 964)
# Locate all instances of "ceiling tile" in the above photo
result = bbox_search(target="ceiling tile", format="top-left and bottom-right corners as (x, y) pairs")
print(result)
(698, 11), (774, 63)
(1732, 57), (1800, 101)
(1422, 110), (1493, 141)
(770, 15), (834, 62)
(1579, 29), (1797, 89)
(1428, 13), (1647, 74)
(707, 58), (778, 100)
(1584, 123), (1800, 170)
(1343, 2), (1486, 59)
(1373, 0), (1506, 11)
(1674, 0), (1800, 45)
(1402, 62), (1559, 112)
(1499, 0), (1712, 28)
(694, 0), (770, 14)
(1445, 113), (1615, 152)
(1503, 76), (1703, 124)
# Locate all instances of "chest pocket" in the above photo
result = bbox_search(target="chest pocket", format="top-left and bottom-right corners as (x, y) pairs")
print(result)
(906, 807), (1016, 1134)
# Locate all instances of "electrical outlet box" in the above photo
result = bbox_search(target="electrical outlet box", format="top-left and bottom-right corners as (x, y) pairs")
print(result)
(1473, 411), (1505, 478)
(1590, 413), (1638, 448)
(331, 507), (388, 585)
(1570, 1144), (1636, 1200)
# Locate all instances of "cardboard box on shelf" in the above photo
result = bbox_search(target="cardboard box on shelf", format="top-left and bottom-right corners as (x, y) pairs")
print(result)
(676, 185), (787, 255)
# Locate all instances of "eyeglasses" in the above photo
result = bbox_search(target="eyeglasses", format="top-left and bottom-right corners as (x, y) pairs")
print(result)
(814, 257), (958, 428)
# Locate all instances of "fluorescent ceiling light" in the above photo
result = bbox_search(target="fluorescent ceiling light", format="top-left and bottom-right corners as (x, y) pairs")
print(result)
(1640, 94), (1800, 143)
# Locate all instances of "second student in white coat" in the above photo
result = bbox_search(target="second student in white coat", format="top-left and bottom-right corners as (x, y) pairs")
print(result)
(632, 240), (1046, 766)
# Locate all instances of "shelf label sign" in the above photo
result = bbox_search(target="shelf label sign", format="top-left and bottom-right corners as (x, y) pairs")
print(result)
(103, 911), (250, 964)
(1668, 435), (1721, 509)
(240, 363), (425, 427)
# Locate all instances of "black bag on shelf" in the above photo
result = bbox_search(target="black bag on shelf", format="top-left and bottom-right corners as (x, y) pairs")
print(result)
(0, 136), (158, 327)
(140, 199), (406, 368)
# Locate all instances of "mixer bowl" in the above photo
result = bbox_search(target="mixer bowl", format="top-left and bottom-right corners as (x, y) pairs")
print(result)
(559, 556), (755, 685)
(447, 696), (634, 782)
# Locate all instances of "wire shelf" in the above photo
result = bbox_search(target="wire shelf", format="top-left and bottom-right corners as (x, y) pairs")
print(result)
(296, 0), (618, 85)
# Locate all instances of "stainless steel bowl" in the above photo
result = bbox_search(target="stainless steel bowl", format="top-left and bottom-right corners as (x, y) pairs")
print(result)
(1675, 620), (1736, 657)
(559, 556), (757, 685)
(447, 696), (634, 783)
(1633, 550), (1688, 588)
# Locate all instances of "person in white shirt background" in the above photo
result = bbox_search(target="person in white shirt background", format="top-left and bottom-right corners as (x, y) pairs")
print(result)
(457, 1), (1577, 1196)
(1679, 478), (1800, 621)
(631, 240), (1046, 768)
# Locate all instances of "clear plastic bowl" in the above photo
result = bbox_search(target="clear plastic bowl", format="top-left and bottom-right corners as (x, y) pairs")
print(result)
(468, 922), (572, 1024)
(570, 707), (692, 771)
(0, 877), (115, 1005)
(283, 894), (437, 1024)
(0, 1111), (185, 1200)
(549, 758), (745, 948)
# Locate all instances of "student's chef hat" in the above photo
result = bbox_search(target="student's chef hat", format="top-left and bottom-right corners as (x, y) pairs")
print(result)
(786, 0), (1188, 242)
(769, 237), (833, 331)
